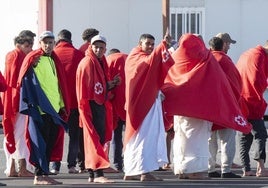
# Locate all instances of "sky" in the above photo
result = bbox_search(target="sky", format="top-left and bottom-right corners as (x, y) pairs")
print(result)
(0, 0), (38, 71)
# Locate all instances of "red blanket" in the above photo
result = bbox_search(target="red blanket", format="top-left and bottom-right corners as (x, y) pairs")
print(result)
(124, 41), (174, 144)
(2, 48), (25, 153)
(76, 47), (112, 170)
(236, 45), (268, 119)
(162, 34), (252, 134)
(106, 53), (128, 128)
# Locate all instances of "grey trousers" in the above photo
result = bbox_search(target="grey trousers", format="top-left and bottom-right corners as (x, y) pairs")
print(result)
(208, 128), (236, 173)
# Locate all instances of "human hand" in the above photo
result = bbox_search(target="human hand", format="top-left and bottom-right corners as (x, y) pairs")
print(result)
(108, 73), (121, 90)
(32, 57), (40, 67)
(164, 28), (172, 46)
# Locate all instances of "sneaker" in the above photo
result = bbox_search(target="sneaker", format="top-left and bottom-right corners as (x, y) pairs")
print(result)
(221, 172), (241, 178)
(208, 171), (221, 178)
(68, 167), (78, 174)
(49, 169), (59, 175)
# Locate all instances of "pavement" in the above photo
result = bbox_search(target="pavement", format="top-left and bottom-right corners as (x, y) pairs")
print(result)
(1, 129), (268, 187)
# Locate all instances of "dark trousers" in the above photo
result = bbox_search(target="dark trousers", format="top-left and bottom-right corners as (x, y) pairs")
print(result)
(88, 100), (106, 178)
(112, 119), (124, 170)
(67, 109), (80, 169)
(77, 127), (85, 170)
(239, 119), (268, 172)
(35, 114), (59, 176)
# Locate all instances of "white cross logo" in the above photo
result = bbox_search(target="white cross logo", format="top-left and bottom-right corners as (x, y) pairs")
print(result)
(234, 115), (247, 127)
(94, 82), (103, 95)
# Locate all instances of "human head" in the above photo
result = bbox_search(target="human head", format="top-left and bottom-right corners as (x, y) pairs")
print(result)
(17, 30), (36, 49)
(19, 30), (36, 43)
(139, 33), (155, 55)
(209, 37), (223, 51)
(90, 35), (107, 58)
(57, 29), (72, 43)
(82, 28), (99, 43)
(39, 31), (55, 55)
(216, 33), (236, 54)
(14, 35), (34, 54)
(108, 48), (120, 55)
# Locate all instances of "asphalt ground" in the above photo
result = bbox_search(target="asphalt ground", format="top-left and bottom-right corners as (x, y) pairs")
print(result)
(1, 129), (268, 187)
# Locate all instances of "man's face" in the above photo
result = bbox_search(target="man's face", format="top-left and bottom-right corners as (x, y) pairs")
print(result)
(40, 37), (55, 55)
(222, 41), (230, 54)
(20, 41), (33, 55)
(91, 41), (106, 58)
(139, 38), (155, 55)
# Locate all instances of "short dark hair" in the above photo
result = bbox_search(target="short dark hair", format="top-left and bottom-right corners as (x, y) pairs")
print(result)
(19, 30), (36, 38)
(14, 35), (33, 45)
(82, 28), (99, 41)
(57, 29), (72, 43)
(139, 34), (155, 42)
(108, 48), (120, 55)
(209, 37), (223, 51)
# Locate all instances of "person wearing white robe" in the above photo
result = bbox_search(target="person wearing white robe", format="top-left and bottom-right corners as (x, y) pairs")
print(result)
(173, 115), (212, 179)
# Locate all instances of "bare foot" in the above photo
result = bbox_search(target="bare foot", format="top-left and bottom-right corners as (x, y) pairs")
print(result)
(34, 176), (54, 185)
(243, 171), (255, 177)
(123, 175), (140, 180)
(33, 176), (62, 185)
(256, 171), (268, 177)
(18, 170), (34, 177)
(140, 173), (163, 181)
(93, 176), (114, 183)
(7, 171), (18, 177)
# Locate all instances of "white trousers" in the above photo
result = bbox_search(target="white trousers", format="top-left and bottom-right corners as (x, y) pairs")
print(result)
(3, 113), (33, 175)
(173, 115), (212, 174)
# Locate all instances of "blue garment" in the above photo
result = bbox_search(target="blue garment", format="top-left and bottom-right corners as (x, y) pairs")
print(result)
(19, 67), (67, 174)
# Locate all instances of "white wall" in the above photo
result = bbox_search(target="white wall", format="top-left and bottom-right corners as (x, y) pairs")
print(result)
(53, 0), (162, 54)
(204, 0), (241, 62)
(204, 0), (268, 62)
(0, 0), (38, 71)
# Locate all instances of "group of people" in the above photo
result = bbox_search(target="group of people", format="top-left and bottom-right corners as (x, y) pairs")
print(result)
(0, 27), (267, 186)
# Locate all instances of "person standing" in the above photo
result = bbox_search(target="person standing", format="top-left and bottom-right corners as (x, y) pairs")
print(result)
(106, 49), (127, 172)
(123, 32), (174, 181)
(52, 29), (85, 174)
(161, 33), (252, 179)
(76, 35), (120, 183)
(2, 31), (36, 177)
(17, 31), (69, 185)
(208, 36), (242, 178)
(236, 40), (268, 177)
(77, 28), (99, 173)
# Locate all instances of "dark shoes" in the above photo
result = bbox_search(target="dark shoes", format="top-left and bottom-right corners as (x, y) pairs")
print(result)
(208, 171), (221, 178)
(221, 172), (241, 178)
(209, 171), (241, 178)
